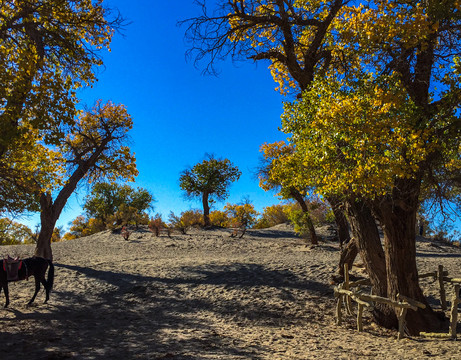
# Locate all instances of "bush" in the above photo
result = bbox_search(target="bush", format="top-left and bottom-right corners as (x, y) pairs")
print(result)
(209, 210), (230, 227)
(168, 210), (203, 234)
(254, 203), (290, 229)
(148, 213), (168, 236)
(63, 215), (104, 240)
(286, 207), (314, 240)
(224, 203), (259, 228)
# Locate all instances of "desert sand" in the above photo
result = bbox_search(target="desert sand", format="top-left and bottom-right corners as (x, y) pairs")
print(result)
(1, 224), (460, 359)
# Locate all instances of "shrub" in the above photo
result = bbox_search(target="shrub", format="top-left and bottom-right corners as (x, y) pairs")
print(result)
(168, 210), (203, 234)
(254, 203), (290, 229)
(224, 203), (259, 228)
(209, 210), (230, 227)
(121, 226), (132, 241)
(63, 215), (104, 240)
(148, 213), (168, 236)
(286, 207), (315, 241)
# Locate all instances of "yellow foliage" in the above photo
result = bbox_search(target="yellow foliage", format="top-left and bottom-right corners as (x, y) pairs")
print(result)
(224, 203), (259, 228)
(209, 210), (230, 227)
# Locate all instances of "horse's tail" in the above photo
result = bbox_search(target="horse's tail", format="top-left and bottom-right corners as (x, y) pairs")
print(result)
(46, 260), (54, 290)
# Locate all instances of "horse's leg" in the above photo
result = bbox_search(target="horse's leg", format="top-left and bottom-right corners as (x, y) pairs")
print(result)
(3, 283), (9, 308)
(40, 277), (49, 303)
(28, 276), (41, 305)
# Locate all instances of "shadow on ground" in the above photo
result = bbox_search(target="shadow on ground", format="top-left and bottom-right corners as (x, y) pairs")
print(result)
(0, 261), (331, 360)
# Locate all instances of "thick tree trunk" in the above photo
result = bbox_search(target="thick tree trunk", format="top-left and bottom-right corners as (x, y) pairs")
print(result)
(202, 191), (210, 227)
(35, 193), (56, 260)
(345, 199), (397, 328)
(374, 179), (445, 335)
(290, 189), (318, 245)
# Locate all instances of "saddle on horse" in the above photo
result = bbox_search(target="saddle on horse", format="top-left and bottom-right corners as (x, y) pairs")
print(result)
(3, 255), (23, 281)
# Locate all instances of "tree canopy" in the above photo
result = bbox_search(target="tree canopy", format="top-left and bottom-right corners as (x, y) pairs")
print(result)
(0, 0), (123, 216)
(182, 0), (346, 92)
(84, 182), (154, 227)
(0, 0), (122, 150)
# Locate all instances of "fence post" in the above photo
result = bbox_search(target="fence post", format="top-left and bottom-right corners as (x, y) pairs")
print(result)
(438, 265), (447, 310)
(449, 284), (460, 339)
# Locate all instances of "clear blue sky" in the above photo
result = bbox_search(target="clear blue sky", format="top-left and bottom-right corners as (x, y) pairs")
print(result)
(24, 0), (288, 230)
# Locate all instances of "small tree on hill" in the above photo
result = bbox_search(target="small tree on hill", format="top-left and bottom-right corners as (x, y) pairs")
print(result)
(84, 182), (154, 228)
(179, 155), (241, 227)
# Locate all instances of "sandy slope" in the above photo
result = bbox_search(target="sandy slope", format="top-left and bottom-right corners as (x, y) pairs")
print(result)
(0, 225), (460, 360)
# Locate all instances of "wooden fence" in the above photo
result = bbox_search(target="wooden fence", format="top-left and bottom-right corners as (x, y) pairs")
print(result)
(335, 264), (461, 340)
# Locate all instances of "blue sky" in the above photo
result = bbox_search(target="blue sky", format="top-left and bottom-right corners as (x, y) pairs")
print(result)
(24, 0), (288, 230)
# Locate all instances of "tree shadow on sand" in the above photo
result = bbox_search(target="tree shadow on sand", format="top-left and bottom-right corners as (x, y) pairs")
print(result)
(0, 261), (332, 360)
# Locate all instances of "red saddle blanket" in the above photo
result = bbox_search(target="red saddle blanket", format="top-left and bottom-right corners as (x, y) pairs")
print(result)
(3, 257), (23, 281)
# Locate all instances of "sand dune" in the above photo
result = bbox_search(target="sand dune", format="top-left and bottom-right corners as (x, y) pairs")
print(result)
(1, 226), (460, 359)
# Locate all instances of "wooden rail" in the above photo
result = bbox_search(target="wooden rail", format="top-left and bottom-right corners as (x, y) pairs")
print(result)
(336, 264), (460, 340)
(334, 280), (425, 339)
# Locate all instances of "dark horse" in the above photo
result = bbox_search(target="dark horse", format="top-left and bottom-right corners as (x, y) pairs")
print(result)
(0, 257), (54, 308)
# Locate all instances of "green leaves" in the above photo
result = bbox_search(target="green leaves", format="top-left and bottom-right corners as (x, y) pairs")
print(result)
(84, 182), (154, 227)
(179, 154), (241, 201)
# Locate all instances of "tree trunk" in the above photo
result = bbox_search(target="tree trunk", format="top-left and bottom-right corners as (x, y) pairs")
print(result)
(338, 238), (358, 278)
(290, 189), (318, 245)
(202, 191), (210, 227)
(374, 179), (445, 335)
(327, 196), (350, 248)
(345, 198), (397, 329)
(35, 137), (110, 260)
(35, 193), (57, 260)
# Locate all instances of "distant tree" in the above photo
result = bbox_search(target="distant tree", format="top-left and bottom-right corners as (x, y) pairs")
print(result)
(35, 100), (137, 260)
(0, 218), (33, 245)
(84, 182), (154, 228)
(179, 155), (241, 227)
(51, 226), (64, 243)
(106, 204), (150, 230)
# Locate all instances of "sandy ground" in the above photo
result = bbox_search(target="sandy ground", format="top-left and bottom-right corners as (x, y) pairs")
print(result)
(1, 224), (461, 360)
